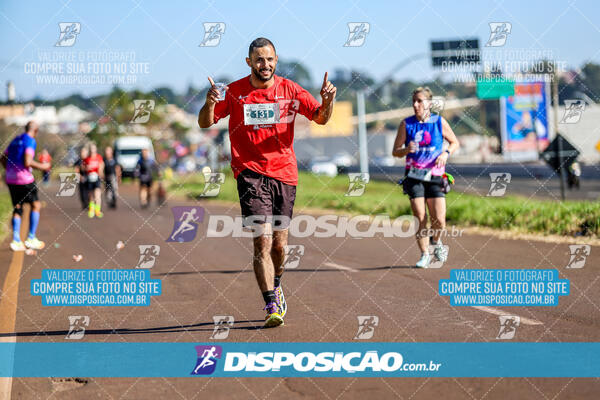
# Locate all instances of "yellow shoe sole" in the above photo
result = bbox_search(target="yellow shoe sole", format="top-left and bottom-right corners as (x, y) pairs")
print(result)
(25, 242), (45, 250)
(10, 242), (25, 251)
(264, 313), (284, 328)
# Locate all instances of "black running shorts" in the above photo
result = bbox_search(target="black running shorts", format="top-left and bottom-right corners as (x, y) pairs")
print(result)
(402, 177), (445, 199)
(8, 182), (38, 207)
(236, 169), (296, 228)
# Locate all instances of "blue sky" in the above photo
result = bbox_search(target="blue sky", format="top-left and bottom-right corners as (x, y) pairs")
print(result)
(1, 0), (599, 100)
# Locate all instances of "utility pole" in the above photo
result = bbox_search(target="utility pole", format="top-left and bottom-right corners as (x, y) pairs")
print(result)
(355, 52), (430, 176)
(552, 71), (566, 200)
(357, 90), (368, 175)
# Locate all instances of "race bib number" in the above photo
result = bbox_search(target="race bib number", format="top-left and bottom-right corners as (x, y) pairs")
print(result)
(407, 167), (432, 182)
(244, 103), (280, 125)
(88, 172), (99, 182)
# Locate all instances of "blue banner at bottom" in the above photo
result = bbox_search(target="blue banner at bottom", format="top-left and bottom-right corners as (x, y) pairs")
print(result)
(0, 342), (598, 377)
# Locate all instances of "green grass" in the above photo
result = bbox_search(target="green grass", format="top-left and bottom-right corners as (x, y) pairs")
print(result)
(168, 170), (600, 238)
(0, 191), (14, 242)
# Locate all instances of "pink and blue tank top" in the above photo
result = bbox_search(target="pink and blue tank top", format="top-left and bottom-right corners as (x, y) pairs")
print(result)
(405, 115), (445, 176)
(4, 133), (36, 185)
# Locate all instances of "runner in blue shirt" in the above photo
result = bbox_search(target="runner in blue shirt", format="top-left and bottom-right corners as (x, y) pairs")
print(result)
(0, 121), (51, 251)
(392, 88), (460, 268)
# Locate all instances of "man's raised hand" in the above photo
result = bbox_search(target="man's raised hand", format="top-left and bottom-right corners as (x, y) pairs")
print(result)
(320, 72), (337, 105)
(206, 76), (225, 105)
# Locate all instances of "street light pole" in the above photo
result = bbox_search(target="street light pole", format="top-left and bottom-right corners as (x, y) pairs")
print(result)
(355, 52), (430, 176)
(357, 90), (368, 175)
(552, 72), (566, 200)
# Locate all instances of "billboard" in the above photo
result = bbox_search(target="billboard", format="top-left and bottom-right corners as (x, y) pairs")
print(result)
(310, 101), (353, 137)
(476, 78), (515, 99)
(500, 79), (553, 161)
(430, 38), (480, 67)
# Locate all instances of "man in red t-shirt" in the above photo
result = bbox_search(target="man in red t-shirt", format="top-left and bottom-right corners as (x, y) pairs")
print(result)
(38, 148), (52, 186)
(82, 143), (105, 218)
(199, 37), (336, 327)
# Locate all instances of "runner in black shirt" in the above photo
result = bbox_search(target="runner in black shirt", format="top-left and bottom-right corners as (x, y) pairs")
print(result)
(134, 148), (158, 208)
(103, 146), (121, 209)
(73, 146), (88, 211)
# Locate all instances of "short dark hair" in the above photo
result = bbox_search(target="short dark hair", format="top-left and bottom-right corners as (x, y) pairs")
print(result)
(248, 37), (276, 57)
(25, 121), (34, 132)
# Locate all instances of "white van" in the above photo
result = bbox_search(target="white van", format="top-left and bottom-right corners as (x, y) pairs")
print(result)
(114, 136), (155, 176)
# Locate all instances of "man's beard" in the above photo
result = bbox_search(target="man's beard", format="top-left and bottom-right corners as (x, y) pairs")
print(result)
(252, 66), (275, 82)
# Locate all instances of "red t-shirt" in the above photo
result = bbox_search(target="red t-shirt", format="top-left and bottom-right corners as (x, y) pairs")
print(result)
(213, 74), (321, 186)
(83, 154), (103, 174)
(38, 153), (52, 163)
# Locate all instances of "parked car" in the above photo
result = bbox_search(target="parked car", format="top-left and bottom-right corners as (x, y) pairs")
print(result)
(331, 152), (355, 168)
(372, 155), (396, 167)
(309, 157), (338, 177)
(114, 136), (155, 176)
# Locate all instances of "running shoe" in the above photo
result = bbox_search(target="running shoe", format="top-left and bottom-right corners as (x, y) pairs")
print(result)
(415, 253), (431, 268)
(88, 208), (94, 218)
(264, 302), (284, 328)
(24, 237), (45, 250)
(433, 243), (448, 262)
(95, 210), (103, 218)
(274, 285), (287, 318)
(10, 240), (25, 251)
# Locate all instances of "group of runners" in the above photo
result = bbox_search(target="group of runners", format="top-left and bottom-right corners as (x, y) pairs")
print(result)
(1, 133), (164, 251)
(2, 37), (459, 328)
(73, 143), (122, 218)
(198, 37), (459, 327)
(73, 143), (163, 213)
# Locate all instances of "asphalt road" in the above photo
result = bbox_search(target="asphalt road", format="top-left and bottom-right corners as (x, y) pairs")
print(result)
(352, 163), (600, 201)
(0, 181), (599, 399)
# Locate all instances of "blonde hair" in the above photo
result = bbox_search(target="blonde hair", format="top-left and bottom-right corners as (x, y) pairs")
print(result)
(412, 86), (433, 101)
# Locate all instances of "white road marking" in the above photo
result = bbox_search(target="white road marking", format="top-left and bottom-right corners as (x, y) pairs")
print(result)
(206, 229), (220, 237)
(472, 306), (543, 326)
(0, 214), (31, 400)
(323, 262), (359, 272)
(0, 337), (15, 400)
(0, 251), (24, 400)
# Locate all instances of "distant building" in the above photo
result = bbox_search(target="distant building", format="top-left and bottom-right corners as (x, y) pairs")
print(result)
(164, 104), (198, 128)
(57, 104), (91, 124)
(6, 81), (16, 103)
(0, 103), (29, 120)
(2, 104), (91, 134)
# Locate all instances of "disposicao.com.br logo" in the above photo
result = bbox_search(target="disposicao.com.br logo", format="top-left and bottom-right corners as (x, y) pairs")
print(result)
(191, 347), (442, 375)
(171, 206), (466, 240)
(207, 214), (419, 238)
